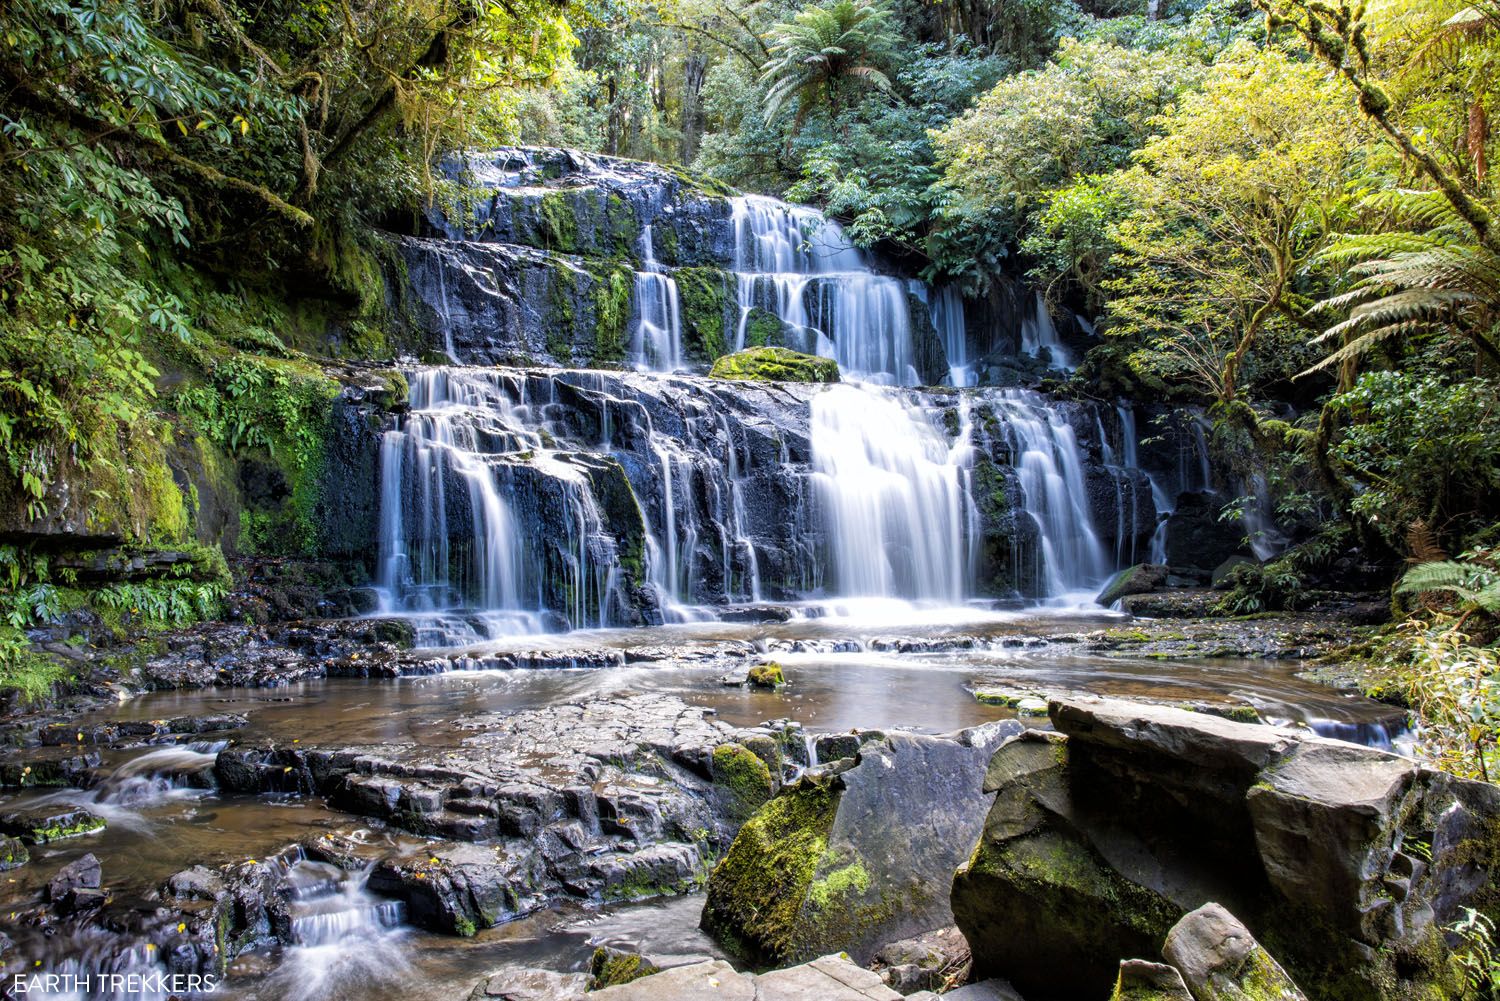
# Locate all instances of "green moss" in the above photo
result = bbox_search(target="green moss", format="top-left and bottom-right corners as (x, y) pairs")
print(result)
(588, 948), (658, 989)
(452, 916), (477, 937)
(807, 860), (870, 909)
(24, 814), (107, 844)
(676, 266), (731, 361)
(604, 193), (639, 257)
(710, 347), (839, 384)
(0, 835), (29, 870)
(742, 308), (785, 348)
(748, 662), (786, 689)
(712, 742), (775, 821)
(588, 261), (633, 367)
(702, 774), (841, 964)
(538, 190), (578, 253)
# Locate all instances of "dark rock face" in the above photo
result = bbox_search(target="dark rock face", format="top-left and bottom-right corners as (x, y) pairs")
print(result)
(701, 720), (1022, 966)
(1165, 492), (1250, 574)
(952, 697), (1496, 1001)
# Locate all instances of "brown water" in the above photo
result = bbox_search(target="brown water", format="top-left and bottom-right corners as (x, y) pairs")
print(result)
(0, 609), (1403, 999)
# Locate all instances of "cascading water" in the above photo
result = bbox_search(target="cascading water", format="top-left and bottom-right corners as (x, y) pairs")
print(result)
(375, 369), (620, 642)
(992, 390), (1111, 599)
(810, 385), (977, 602)
(730, 195), (919, 385)
(629, 224), (684, 372)
(1019, 291), (1074, 371)
(375, 150), (1191, 642)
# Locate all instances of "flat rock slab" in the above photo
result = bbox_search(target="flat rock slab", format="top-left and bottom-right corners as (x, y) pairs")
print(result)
(588, 954), (904, 1000)
(215, 694), (790, 930)
(939, 981), (1026, 1001)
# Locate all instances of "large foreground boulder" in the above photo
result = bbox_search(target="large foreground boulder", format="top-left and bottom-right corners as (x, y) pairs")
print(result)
(952, 696), (1499, 1001)
(702, 721), (1021, 966)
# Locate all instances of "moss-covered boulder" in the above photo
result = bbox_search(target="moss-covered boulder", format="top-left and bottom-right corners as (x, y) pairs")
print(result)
(588, 947), (659, 990)
(711, 742), (775, 823)
(952, 730), (1184, 999)
(702, 722), (1020, 967)
(1162, 904), (1307, 1001)
(0, 835), (28, 870)
(709, 347), (840, 384)
(1096, 563), (1168, 607)
(748, 662), (786, 689)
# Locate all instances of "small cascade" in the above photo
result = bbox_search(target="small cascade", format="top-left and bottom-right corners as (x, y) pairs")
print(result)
(88, 742), (224, 808)
(1145, 413), (1213, 564)
(810, 384), (977, 601)
(628, 224), (684, 372)
(929, 284), (973, 387)
(252, 860), (412, 1001)
(992, 390), (1110, 598)
(1019, 291), (1074, 371)
(730, 195), (919, 385)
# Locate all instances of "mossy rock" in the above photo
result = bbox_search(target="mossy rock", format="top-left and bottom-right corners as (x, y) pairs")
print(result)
(748, 662), (786, 689)
(710, 347), (839, 384)
(702, 774), (841, 964)
(0, 835), (28, 870)
(588, 947), (659, 989)
(712, 742), (775, 823)
(0, 807), (106, 844)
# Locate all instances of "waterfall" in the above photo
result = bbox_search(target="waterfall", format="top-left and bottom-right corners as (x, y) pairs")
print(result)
(730, 195), (919, 385)
(810, 384), (977, 602)
(629, 224), (684, 372)
(370, 150), (1195, 641)
(992, 390), (1110, 598)
(375, 369), (622, 642)
(931, 284), (974, 388)
(1019, 291), (1074, 371)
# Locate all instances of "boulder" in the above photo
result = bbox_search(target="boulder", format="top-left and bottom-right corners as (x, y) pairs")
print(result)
(1111, 960), (1191, 1001)
(702, 721), (1021, 966)
(1162, 904), (1305, 1001)
(748, 662), (786, 689)
(589, 946), (660, 989)
(1097, 564), (1168, 607)
(951, 696), (1493, 1001)
(710, 347), (840, 384)
(1210, 556), (1257, 590)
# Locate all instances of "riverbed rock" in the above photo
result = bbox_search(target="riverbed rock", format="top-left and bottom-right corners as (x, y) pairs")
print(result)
(0, 805), (105, 843)
(0, 835), (27, 870)
(468, 968), (589, 1000)
(583, 953), (905, 1000)
(1162, 904), (1306, 1001)
(951, 696), (1494, 1001)
(1096, 564), (1168, 607)
(702, 720), (1021, 966)
(215, 694), (791, 933)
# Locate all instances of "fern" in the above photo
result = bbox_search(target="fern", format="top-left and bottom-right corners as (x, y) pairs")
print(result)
(1398, 560), (1500, 616)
